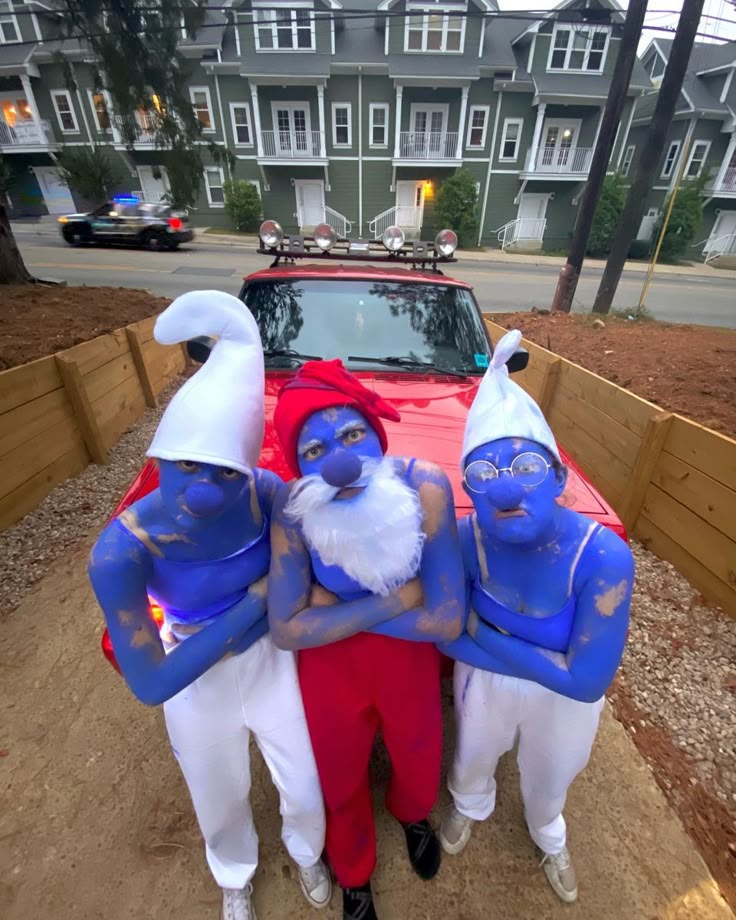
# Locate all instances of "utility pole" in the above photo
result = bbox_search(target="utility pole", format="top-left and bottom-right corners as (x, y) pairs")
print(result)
(592, 0), (705, 315)
(550, 0), (648, 314)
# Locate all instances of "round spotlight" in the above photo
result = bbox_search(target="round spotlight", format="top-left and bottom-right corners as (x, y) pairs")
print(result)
(435, 229), (458, 257)
(259, 219), (284, 249)
(313, 222), (337, 251)
(382, 225), (405, 252)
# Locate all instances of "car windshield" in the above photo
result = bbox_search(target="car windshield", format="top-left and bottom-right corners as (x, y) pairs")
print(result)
(242, 278), (490, 375)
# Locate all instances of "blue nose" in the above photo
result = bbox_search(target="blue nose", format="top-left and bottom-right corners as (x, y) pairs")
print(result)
(321, 450), (363, 488)
(486, 474), (525, 511)
(184, 481), (226, 517)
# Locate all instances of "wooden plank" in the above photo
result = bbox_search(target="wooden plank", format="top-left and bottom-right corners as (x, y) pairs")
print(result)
(537, 356), (561, 415)
(0, 388), (75, 460)
(664, 416), (736, 493)
(0, 355), (61, 417)
(556, 361), (657, 438)
(83, 351), (138, 405)
(636, 515), (736, 618)
(55, 355), (107, 465)
(126, 326), (157, 408)
(0, 413), (87, 501)
(619, 412), (674, 531)
(94, 375), (147, 449)
(62, 328), (129, 376)
(129, 315), (157, 343)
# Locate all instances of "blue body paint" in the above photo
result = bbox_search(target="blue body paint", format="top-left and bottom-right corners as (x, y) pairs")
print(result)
(89, 460), (282, 706)
(440, 437), (634, 703)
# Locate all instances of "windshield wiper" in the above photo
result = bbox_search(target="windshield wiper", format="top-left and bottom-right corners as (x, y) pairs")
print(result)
(263, 348), (323, 363)
(347, 355), (468, 378)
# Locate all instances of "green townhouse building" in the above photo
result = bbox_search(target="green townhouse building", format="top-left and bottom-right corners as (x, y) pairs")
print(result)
(1, 0), (652, 251)
(626, 38), (736, 263)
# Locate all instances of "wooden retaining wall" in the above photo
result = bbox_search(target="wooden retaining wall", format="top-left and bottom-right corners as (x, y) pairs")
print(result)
(0, 316), (185, 530)
(484, 318), (736, 618)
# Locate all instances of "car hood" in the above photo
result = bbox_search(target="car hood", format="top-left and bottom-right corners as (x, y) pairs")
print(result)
(263, 370), (611, 518)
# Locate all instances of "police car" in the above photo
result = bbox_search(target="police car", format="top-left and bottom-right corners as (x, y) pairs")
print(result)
(58, 196), (193, 250)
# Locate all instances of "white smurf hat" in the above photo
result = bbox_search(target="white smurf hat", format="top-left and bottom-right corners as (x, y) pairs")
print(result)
(461, 329), (561, 467)
(147, 290), (265, 475)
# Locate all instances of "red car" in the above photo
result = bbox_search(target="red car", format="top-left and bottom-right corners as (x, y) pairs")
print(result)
(101, 223), (625, 671)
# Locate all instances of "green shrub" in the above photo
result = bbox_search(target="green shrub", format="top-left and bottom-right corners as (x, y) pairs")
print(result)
(586, 173), (627, 257)
(56, 147), (121, 205)
(657, 175), (707, 263)
(223, 179), (262, 232)
(435, 169), (479, 248)
(627, 239), (652, 260)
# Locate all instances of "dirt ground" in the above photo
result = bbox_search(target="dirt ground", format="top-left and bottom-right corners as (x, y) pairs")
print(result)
(0, 285), (169, 369)
(487, 312), (736, 438)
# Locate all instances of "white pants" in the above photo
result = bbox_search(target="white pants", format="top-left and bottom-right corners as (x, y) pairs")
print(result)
(449, 664), (604, 855)
(163, 634), (326, 889)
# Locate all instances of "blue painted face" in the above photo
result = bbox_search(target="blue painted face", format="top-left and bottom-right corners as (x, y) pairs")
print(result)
(297, 407), (384, 486)
(157, 459), (250, 526)
(463, 437), (567, 545)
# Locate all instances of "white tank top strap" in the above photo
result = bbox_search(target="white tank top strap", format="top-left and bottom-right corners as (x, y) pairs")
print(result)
(567, 521), (603, 597)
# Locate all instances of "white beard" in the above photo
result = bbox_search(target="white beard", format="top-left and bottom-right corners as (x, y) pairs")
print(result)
(284, 458), (426, 597)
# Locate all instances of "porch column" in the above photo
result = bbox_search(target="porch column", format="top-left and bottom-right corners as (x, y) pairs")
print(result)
(250, 83), (264, 158)
(103, 90), (122, 144)
(456, 85), (469, 160)
(528, 102), (546, 171)
(20, 74), (44, 143)
(317, 84), (326, 158)
(590, 106), (604, 164)
(713, 136), (736, 191)
(393, 84), (403, 158)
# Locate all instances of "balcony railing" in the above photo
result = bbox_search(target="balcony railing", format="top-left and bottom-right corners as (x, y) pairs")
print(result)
(526, 145), (594, 175)
(261, 130), (324, 159)
(397, 131), (459, 160)
(715, 167), (736, 193)
(0, 119), (54, 147)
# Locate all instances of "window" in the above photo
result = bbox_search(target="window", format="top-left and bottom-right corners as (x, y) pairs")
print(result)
(254, 7), (314, 51)
(466, 106), (489, 149)
(190, 86), (214, 132)
(685, 140), (710, 178)
(51, 90), (79, 133)
(548, 25), (609, 72)
(229, 103), (252, 145)
(332, 103), (351, 147)
(204, 166), (225, 206)
(650, 53), (665, 80)
(369, 103), (389, 148)
(661, 141), (680, 178)
(88, 92), (110, 132)
(621, 145), (635, 177)
(0, 1), (20, 43)
(405, 9), (464, 53)
(499, 118), (523, 161)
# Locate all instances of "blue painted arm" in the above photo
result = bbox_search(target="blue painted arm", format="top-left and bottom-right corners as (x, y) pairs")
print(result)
(469, 529), (635, 703)
(368, 462), (464, 643)
(89, 523), (269, 706)
(439, 631), (509, 672)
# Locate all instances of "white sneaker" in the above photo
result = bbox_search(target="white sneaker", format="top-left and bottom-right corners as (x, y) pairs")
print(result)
(222, 884), (257, 920)
(297, 858), (332, 909)
(540, 847), (578, 903)
(439, 806), (475, 855)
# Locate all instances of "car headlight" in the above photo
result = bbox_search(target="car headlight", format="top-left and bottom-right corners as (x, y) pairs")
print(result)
(313, 222), (337, 251)
(435, 228), (458, 256)
(382, 225), (405, 252)
(58, 216), (68, 224)
(259, 219), (284, 249)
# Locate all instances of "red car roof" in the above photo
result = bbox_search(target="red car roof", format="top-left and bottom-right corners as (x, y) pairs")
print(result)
(243, 262), (473, 288)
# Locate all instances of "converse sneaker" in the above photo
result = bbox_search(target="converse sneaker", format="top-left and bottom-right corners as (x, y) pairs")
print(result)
(222, 884), (257, 920)
(439, 806), (475, 855)
(540, 847), (578, 903)
(342, 882), (378, 920)
(400, 819), (441, 880)
(298, 858), (332, 909)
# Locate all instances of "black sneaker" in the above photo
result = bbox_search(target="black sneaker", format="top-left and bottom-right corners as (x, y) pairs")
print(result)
(401, 819), (441, 880)
(342, 883), (378, 920)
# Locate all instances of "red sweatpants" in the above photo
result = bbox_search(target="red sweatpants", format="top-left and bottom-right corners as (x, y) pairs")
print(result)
(298, 632), (442, 888)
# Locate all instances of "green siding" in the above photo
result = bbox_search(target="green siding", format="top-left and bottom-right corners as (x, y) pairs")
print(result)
(325, 75), (359, 155)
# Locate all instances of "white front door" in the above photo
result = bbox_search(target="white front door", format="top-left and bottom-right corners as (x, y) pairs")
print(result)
(33, 167), (75, 214)
(705, 211), (736, 254)
(410, 106), (448, 157)
(137, 166), (170, 203)
(637, 208), (659, 242)
(539, 119), (580, 169)
(515, 193), (548, 241)
(274, 104), (311, 155)
(295, 179), (325, 228)
(395, 180), (424, 229)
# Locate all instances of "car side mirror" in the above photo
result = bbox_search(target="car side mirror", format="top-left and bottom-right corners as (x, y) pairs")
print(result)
(506, 348), (529, 374)
(187, 335), (215, 364)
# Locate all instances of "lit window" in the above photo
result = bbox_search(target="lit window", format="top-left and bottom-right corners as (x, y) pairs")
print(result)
(499, 118), (523, 161)
(254, 7), (314, 51)
(661, 141), (680, 179)
(369, 103), (389, 148)
(190, 87), (214, 131)
(204, 167), (225, 206)
(467, 107), (489, 149)
(405, 9), (464, 53)
(51, 90), (79, 133)
(685, 140), (710, 178)
(230, 103), (252, 145)
(0, 1), (20, 43)
(90, 92), (110, 131)
(622, 145), (635, 177)
(332, 104), (351, 147)
(548, 25), (609, 72)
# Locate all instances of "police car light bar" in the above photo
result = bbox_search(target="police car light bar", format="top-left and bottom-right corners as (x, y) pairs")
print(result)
(113, 195), (140, 204)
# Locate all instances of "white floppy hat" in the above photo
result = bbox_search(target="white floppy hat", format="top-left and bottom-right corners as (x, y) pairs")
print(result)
(461, 329), (560, 467)
(147, 290), (265, 475)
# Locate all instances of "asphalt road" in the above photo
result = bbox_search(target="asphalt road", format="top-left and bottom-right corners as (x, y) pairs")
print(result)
(12, 228), (736, 328)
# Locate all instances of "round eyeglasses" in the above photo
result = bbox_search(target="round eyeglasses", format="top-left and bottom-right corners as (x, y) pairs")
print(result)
(463, 452), (552, 494)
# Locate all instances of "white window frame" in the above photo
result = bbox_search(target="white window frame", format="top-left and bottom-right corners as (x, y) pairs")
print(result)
(369, 102), (389, 149)
(466, 105), (489, 149)
(87, 90), (111, 133)
(253, 3), (316, 53)
(685, 140), (711, 178)
(661, 140), (681, 179)
(331, 102), (352, 148)
(50, 89), (79, 134)
(649, 53), (665, 81)
(621, 144), (635, 177)
(547, 24), (610, 74)
(499, 117), (523, 162)
(204, 166), (225, 207)
(404, 6), (466, 54)
(229, 102), (253, 146)
(189, 85), (215, 133)
(0, 1), (20, 44)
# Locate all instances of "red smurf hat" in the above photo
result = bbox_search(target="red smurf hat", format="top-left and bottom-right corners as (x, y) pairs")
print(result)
(273, 359), (401, 477)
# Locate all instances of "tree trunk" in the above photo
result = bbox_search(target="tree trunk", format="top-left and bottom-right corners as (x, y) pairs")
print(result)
(0, 202), (34, 285)
(592, 0), (705, 314)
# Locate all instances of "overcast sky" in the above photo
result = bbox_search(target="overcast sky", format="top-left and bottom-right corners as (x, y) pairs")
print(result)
(497, 0), (736, 52)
